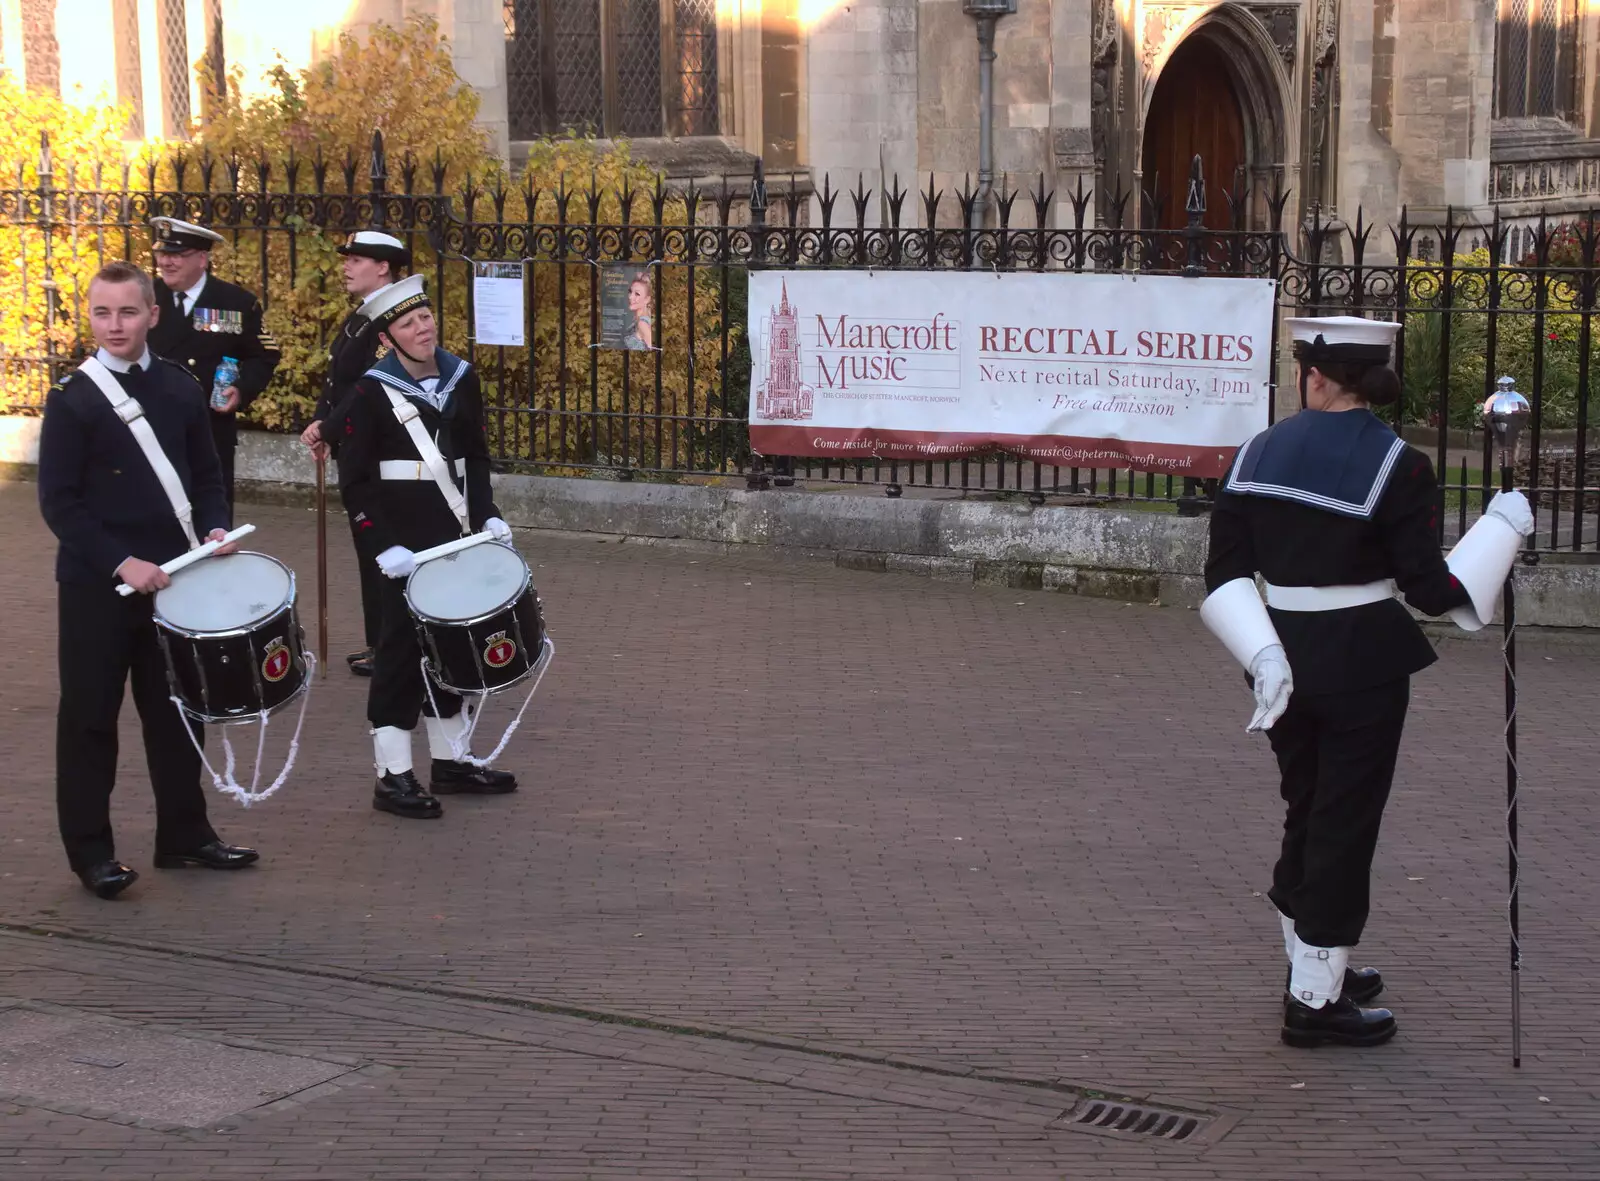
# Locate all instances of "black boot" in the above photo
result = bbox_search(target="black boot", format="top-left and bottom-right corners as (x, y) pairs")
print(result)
(430, 760), (517, 795)
(1281, 994), (1397, 1048)
(347, 648), (373, 677)
(373, 771), (443, 819)
(1285, 965), (1383, 1004)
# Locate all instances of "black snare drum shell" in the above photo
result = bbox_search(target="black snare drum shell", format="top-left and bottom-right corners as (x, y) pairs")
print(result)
(157, 604), (306, 722)
(418, 589), (545, 696)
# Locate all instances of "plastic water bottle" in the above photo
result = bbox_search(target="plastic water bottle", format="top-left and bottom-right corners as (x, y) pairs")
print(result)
(212, 356), (239, 410)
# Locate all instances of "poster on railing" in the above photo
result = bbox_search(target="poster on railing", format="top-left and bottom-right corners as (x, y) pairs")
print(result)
(473, 261), (526, 347)
(746, 270), (1275, 477)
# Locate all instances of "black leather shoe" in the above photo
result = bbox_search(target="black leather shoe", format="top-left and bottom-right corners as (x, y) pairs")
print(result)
(429, 759), (518, 795)
(153, 841), (260, 870)
(77, 861), (138, 899)
(1284, 965), (1384, 1004)
(1281, 994), (1397, 1048)
(373, 771), (443, 818)
(348, 650), (374, 677)
(346, 647), (372, 667)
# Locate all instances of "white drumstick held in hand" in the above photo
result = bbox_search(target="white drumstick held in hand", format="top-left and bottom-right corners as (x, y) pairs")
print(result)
(410, 530), (499, 566)
(116, 523), (257, 596)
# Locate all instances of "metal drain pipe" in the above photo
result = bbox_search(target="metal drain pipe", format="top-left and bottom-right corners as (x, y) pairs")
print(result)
(963, 1), (1017, 228)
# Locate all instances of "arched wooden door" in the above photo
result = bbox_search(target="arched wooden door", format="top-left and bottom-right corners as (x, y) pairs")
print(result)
(1140, 35), (1247, 230)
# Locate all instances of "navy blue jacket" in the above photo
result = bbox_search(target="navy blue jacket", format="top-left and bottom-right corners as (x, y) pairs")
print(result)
(38, 356), (231, 584)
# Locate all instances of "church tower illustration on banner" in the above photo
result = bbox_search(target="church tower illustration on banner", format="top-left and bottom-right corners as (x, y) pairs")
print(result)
(756, 281), (814, 420)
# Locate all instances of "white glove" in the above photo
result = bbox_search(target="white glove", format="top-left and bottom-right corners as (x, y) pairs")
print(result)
(376, 545), (417, 580)
(484, 517), (513, 543)
(1247, 644), (1293, 733)
(1486, 489), (1535, 537)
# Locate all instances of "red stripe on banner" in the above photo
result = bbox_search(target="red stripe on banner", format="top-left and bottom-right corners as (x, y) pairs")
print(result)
(750, 426), (1242, 479)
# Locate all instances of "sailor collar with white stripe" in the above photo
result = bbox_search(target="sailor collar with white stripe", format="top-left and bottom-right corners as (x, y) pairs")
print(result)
(366, 348), (469, 411)
(1225, 409), (1408, 520)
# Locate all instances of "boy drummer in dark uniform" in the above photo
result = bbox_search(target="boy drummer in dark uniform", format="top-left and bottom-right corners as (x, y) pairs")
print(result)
(38, 261), (260, 898)
(335, 275), (517, 818)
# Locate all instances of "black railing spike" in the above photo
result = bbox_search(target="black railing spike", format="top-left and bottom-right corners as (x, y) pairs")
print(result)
(312, 146), (327, 194)
(749, 157), (767, 218)
(1031, 172), (1053, 228)
(997, 181), (1018, 229)
(1068, 174), (1092, 231)
(1185, 153), (1206, 219)
(341, 147), (358, 193)
(885, 172), (907, 229)
(400, 150), (417, 194)
(370, 129), (387, 187)
(431, 146), (446, 193)
(818, 173), (838, 228)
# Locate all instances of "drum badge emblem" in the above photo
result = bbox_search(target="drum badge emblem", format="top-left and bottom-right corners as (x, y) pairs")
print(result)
(484, 631), (516, 668)
(261, 638), (292, 683)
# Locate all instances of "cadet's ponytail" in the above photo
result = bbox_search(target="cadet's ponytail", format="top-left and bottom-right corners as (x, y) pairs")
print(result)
(1314, 360), (1401, 407)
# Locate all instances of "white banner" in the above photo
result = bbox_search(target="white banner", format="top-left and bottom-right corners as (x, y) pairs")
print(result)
(747, 270), (1275, 477)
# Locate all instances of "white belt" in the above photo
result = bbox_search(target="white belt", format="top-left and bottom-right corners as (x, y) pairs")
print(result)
(379, 458), (466, 480)
(1264, 580), (1396, 612)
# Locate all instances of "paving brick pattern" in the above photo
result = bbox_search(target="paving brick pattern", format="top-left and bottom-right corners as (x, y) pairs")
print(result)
(0, 481), (1596, 1179)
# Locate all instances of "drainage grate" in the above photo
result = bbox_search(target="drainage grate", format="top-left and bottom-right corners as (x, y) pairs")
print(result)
(1070, 1098), (1208, 1142)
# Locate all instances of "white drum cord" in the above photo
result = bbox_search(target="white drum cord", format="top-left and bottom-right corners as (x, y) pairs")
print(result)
(421, 637), (555, 767)
(169, 652), (318, 807)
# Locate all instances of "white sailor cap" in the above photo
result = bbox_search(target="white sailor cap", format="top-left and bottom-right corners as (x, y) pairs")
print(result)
(150, 216), (225, 252)
(1284, 315), (1400, 363)
(360, 274), (430, 331)
(337, 229), (412, 267)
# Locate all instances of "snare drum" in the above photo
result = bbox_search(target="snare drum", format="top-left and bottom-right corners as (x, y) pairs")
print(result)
(405, 540), (546, 696)
(153, 552), (308, 723)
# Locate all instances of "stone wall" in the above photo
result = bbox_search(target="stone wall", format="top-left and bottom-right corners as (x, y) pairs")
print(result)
(803, 0), (918, 224)
(1337, 0), (1494, 244)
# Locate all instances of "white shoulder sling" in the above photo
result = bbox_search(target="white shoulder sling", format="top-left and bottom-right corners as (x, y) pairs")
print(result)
(378, 382), (471, 536)
(77, 355), (200, 549)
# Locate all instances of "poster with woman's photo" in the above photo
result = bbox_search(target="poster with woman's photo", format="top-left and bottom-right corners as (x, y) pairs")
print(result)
(599, 263), (656, 351)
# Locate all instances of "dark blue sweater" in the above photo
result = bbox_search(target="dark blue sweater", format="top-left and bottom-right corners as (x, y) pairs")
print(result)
(38, 356), (231, 584)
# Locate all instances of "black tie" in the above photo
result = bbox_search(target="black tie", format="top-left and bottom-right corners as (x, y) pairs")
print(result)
(175, 290), (186, 316)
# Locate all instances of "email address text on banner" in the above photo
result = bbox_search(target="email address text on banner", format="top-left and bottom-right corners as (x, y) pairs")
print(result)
(746, 270), (1275, 478)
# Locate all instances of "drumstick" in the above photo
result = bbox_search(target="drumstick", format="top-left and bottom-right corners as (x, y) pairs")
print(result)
(411, 530), (499, 566)
(116, 524), (257, 596)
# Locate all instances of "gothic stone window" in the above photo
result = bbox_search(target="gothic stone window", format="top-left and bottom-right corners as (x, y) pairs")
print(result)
(503, 0), (719, 140)
(1495, 0), (1580, 120)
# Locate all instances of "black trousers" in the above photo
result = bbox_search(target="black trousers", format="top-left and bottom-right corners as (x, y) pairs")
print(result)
(209, 415), (236, 524)
(368, 577), (462, 730)
(342, 488), (383, 651)
(55, 582), (218, 872)
(1266, 677), (1411, 948)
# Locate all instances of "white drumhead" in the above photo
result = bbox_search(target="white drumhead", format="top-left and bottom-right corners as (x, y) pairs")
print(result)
(407, 541), (527, 621)
(155, 552), (293, 632)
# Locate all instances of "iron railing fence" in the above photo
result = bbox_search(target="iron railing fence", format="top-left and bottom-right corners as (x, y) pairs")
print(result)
(2, 135), (1596, 551)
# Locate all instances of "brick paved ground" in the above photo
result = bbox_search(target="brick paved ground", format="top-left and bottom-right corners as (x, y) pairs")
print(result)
(0, 479), (1596, 1180)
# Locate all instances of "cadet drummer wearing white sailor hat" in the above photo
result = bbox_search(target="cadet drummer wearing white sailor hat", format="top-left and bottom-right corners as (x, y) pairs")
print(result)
(1199, 313), (1534, 1048)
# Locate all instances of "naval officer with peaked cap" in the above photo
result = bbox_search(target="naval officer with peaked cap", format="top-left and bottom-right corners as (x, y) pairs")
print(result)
(147, 216), (281, 519)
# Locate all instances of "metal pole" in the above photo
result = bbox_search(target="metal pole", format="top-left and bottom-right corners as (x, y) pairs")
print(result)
(1501, 448), (1522, 1069)
(316, 455), (329, 675)
(975, 16), (997, 229)
(1487, 374), (1529, 1068)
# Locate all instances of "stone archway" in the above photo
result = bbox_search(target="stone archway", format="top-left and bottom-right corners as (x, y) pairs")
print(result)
(1139, 9), (1294, 231)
